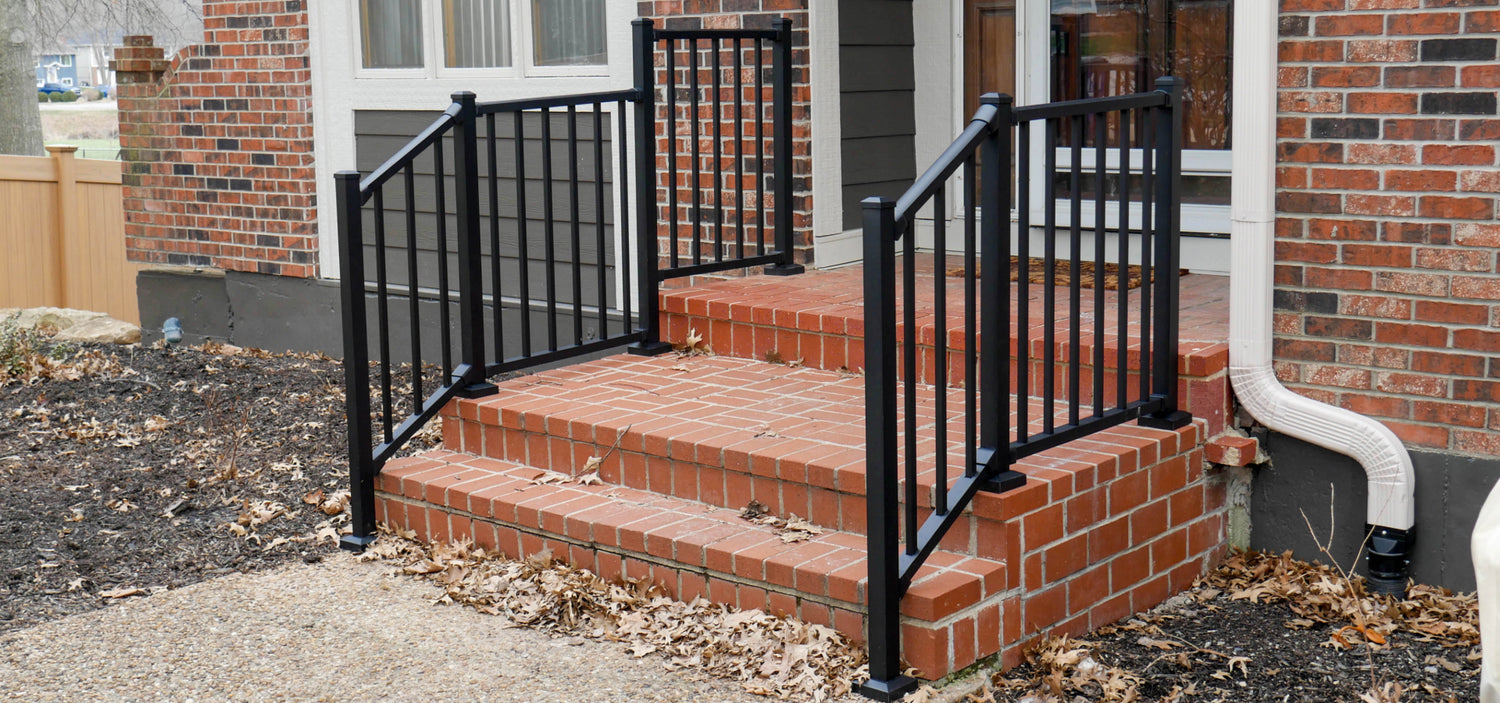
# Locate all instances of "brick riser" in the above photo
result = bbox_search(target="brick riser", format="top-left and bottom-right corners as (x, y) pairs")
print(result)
(378, 353), (1230, 679)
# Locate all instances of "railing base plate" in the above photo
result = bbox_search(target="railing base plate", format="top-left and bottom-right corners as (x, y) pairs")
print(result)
(1139, 409), (1192, 431)
(458, 381), (499, 399)
(858, 676), (919, 701)
(627, 340), (674, 356)
(981, 469), (1028, 494)
(339, 534), (378, 553)
(763, 262), (806, 276)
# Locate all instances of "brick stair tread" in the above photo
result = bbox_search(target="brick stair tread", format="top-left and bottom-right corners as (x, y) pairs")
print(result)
(377, 450), (1007, 624)
(448, 353), (1201, 531)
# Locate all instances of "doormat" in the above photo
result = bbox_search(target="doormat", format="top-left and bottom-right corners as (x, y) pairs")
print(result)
(944, 257), (1188, 291)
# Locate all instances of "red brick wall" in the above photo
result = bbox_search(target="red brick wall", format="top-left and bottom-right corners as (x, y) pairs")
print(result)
(113, 0), (316, 277)
(1274, 0), (1499, 456)
(637, 1), (813, 267)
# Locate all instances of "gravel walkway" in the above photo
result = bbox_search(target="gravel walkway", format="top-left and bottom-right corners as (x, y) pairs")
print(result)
(0, 553), (833, 702)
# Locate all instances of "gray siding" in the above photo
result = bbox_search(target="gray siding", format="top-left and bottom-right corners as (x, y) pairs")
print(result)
(838, 0), (917, 230)
(353, 109), (620, 359)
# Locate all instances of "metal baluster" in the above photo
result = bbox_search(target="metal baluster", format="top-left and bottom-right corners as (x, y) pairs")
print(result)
(1140, 107), (1155, 404)
(372, 188), (393, 442)
(335, 171), (375, 548)
(1142, 77), (1187, 429)
(594, 103), (608, 340)
(713, 39), (724, 263)
(616, 101), (634, 337)
(933, 186), (948, 516)
(1093, 112), (1107, 417)
(767, 18), (801, 274)
(1016, 121), (1031, 439)
(963, 157), (977, 480)
(734, 38), (745, 257)
(569, 105), (584, 347)
(488, 113), (504, 363)
(1116, 109), (1130, 409)
(667, 39), (679, 268)
(1068, 114), (1082, 427)
(1042, 118), (1057, 434)
(452, 92), (490, 394)
(515, 112), (533, 358)
(690, 39), (702, 265)
(903, 219), (917, 555)
(541, 107), (558, 351)
(755, 37), (765, 255)
(404, 164), (422, 405)
(434, 138), (452, 379)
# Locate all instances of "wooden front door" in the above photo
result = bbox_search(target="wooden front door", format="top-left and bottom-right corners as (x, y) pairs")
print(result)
(964, 0), (1017, 120)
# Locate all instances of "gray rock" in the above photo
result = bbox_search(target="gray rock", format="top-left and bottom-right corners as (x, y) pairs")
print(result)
(55, 317), (141, 345)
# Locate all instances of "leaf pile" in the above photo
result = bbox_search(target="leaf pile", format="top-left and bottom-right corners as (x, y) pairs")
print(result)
(1204, 550), (1479, 647)
(362, 528), (868, 701)
(1, 314), (124, 385)
(740, 500), (825, 544)
(991, 636), (1145, 703)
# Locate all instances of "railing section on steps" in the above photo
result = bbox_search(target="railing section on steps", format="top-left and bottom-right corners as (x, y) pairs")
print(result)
(859, 79), (1193, 700)
(335, 18), (801, 551)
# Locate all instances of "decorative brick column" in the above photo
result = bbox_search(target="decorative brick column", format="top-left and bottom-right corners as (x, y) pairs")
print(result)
(112, 0), (317, 277)
(639, 1), (814, 268)
(1274, 0), (1499, 456)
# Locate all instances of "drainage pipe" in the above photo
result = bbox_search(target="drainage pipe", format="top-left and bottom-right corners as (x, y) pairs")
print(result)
(1228, 0), (1416, 595)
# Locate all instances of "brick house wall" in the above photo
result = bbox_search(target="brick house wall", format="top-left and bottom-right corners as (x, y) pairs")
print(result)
(1274, 0), (1499, 459)
(113, 0), (316, 278)
(637, 1), (814, 267)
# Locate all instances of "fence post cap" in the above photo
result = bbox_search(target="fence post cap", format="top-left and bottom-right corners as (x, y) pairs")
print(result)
(45, 145), (79, 156)
(1154, 76), (1182, 94)
(631, 17), (654, 28)
(979, 93), (1013, 107)
(860, 196), (896, 211)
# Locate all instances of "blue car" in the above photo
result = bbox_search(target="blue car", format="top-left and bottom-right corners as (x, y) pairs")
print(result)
(36, 83), (68, 94)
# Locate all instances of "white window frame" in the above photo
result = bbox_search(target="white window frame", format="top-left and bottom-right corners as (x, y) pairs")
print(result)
(355, 0), (610, 80)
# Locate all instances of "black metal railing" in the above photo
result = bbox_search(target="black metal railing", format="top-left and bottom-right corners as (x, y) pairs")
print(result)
(336, 18), (798, 550)
(860, 78), (1192, 700)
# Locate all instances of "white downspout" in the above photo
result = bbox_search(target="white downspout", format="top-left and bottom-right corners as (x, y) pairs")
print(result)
(1229, 0), (1416, 591)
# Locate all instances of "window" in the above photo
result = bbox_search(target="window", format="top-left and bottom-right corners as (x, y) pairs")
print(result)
(60, 55), (73, 67)
(358, 0), (607, 74)
(62, 77), (73, 86)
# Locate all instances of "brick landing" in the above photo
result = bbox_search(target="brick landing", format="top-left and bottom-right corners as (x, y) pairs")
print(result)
(380, 353), (1227, 679)
(661, 263), (1234, 436)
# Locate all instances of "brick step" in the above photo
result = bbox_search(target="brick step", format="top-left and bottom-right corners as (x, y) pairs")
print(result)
(659, 265), (1234, 435)
(375, 449), (1008, 679)
(444, 354), (1206, 553)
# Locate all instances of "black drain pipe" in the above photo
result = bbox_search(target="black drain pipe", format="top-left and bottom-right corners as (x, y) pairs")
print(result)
(1365, 525), (1415, 598)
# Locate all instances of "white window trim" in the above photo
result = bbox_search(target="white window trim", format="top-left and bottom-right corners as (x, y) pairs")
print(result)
(355, 0), (610, 80)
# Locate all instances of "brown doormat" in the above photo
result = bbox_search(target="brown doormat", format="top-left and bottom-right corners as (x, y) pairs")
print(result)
(945, 257), (1189, 291)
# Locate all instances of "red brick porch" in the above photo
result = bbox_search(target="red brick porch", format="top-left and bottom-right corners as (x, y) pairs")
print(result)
(377, 267), (1234, 680)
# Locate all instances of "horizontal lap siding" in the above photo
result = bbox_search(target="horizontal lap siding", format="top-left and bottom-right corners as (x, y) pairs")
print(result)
(839, 0), (916, 231)
(353, 109), (617, 312)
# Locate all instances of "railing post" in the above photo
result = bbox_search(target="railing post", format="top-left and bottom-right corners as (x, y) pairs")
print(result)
(860, 197), (916, 701)
(1140, 77), (1190, 430)
(628, 18), (672, 356)
(763, 17), (805, 276)
(336, 171), (378, 551)
(451, 92), (499, 397)
(978, 94), (1027, 493)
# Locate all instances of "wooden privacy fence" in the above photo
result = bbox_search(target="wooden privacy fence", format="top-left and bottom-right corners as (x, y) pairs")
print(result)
(0, 146), (138, 324)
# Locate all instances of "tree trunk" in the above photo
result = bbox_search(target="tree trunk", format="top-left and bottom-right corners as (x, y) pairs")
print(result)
(0, 0), (44, 156)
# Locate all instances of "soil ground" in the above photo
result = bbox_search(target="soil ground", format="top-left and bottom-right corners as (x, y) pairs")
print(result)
(0, 338), (1483, 701)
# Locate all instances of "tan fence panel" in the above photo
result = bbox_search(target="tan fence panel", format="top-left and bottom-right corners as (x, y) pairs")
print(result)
(0, 147), (138, 324)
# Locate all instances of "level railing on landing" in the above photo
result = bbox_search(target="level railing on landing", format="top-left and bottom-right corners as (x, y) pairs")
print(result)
(335, 18), (800, 551)
(859, 78), (1192, 700)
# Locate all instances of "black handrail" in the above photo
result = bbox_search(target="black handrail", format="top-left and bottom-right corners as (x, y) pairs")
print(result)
(336, 18), (802, 550)
(860, 78), (1191, 700)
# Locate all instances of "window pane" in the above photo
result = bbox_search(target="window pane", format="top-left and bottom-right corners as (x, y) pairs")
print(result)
(532, 0), (606, 67)
(1051, 0), (1233, 150)
(361, 0), (424, 69)
(444, 0), (513, 68)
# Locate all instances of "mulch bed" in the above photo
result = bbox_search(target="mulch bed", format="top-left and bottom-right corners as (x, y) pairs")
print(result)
(0, 334), (1484, 702)
(0, 336), (442, 633)
(945, 257), (1190, 290)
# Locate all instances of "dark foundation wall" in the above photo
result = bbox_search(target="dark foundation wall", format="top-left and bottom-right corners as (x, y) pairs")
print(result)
(138, 267), (342, 352)
(1251, 431), (1500, 592)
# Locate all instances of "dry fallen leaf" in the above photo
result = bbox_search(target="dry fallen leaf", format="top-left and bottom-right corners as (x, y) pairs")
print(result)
(100, 587), (147, 599)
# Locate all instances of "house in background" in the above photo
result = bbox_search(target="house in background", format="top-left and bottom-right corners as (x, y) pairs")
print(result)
(35, 53), (79, 88)
(110, 0), (1497, 686)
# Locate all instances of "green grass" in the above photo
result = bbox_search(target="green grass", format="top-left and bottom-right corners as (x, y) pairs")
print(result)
(45, 139), (121, 161)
